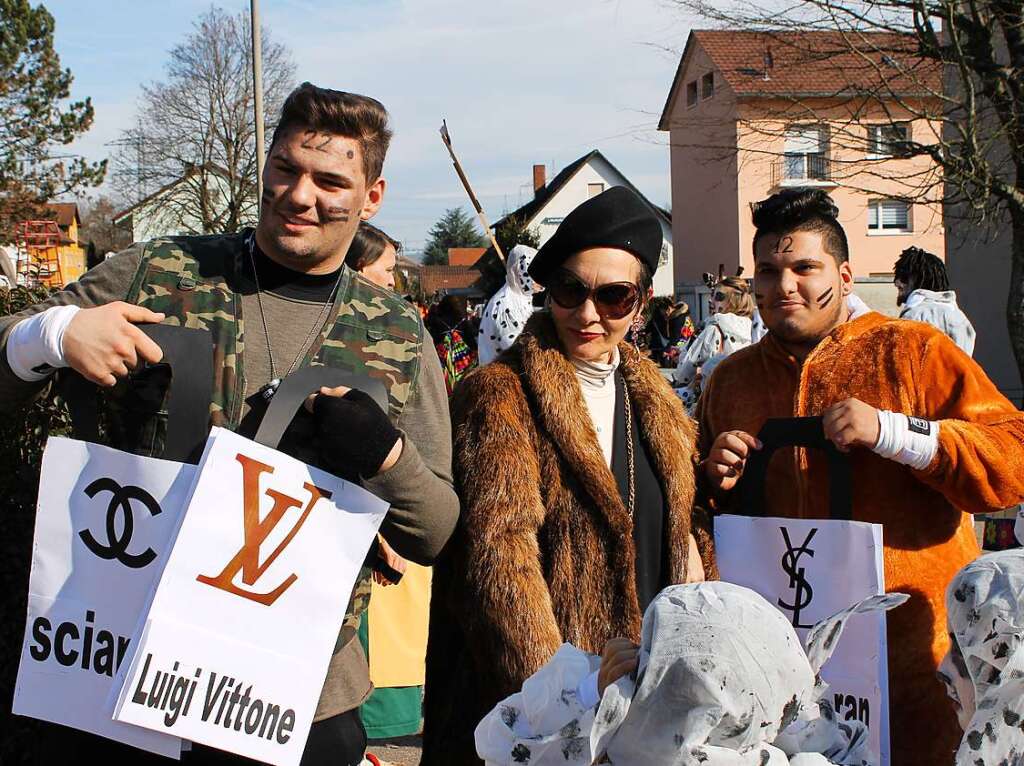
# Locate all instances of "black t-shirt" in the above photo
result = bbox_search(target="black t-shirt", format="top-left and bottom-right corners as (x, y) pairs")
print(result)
(245, 240), (341, 301)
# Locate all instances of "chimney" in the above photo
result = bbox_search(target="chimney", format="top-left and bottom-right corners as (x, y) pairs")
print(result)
(533, 164), (546, 195)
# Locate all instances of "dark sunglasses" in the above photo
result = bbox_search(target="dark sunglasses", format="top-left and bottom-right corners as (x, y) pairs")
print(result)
(713, 291), (727, 302)
(547, 269), (641, 320)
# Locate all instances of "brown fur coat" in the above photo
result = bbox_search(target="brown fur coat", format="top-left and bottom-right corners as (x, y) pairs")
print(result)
(421, 312), (711, 765)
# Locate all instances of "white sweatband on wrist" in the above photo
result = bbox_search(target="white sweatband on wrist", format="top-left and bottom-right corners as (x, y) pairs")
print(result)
(576, 670), (601, 710)
(873, 409), (939, 470)
(5, 305), (81, 382)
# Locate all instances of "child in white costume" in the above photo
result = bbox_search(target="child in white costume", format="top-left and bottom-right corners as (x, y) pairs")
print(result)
(476, 582), (906, 766)
(938, 548), (1024, 765)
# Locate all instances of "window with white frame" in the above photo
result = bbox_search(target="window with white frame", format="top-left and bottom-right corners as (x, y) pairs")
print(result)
(686, 80), (698, 108)
(702, 72), (714, 100)
(588, 183), (605, 198)
(868, 123), (911, 157)
(868, 199), (911, 233)
(782, 124), (829, 181)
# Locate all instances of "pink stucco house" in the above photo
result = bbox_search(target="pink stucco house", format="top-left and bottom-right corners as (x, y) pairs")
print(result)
(659, 30), (945, 311)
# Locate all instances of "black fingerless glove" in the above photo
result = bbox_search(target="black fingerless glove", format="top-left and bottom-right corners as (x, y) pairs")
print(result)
(313, 389), (401, 479)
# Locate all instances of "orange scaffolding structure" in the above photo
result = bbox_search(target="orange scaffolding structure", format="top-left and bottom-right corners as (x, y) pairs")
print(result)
(15, 220), (64, 288)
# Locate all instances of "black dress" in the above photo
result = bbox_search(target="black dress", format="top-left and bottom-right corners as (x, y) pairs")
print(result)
(611, 371), (669, 613)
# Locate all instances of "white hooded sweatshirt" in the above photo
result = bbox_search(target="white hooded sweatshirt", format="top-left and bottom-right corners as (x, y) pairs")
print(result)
(478, 245), (543, 365)
(900, 289), (976, 357)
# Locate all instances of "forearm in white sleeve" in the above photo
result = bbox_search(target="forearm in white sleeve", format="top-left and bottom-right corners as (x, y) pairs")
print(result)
(5, 305), (80, 381)
(872, 410), (939, 470)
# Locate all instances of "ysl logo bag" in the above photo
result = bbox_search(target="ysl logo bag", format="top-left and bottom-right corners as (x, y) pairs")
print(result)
(715, 417), (895, 766)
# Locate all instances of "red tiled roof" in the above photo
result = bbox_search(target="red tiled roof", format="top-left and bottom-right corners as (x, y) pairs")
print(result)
(420, 265), (481, 294)
(661, 30), (942, 127)
(448, 247), (486, 266)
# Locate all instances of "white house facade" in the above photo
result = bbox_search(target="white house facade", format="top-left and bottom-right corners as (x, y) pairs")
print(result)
(495, 151), (675, 297)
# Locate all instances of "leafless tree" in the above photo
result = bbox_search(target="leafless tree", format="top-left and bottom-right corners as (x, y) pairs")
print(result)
(667, 0), (1024, 382)
(112, 7), (295, 235)
(78, 194), (132, 255)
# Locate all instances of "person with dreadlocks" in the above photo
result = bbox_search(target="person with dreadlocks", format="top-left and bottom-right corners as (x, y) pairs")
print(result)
(894, 246), (976, 356)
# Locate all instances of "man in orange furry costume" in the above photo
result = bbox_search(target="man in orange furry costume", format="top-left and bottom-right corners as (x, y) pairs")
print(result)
(698, 189), (1024, 766)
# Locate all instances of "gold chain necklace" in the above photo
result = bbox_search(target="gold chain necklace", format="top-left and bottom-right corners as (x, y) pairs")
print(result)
(623, 381), (635, 519)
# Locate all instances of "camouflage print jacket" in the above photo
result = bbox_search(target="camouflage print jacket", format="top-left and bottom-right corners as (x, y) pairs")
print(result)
(0, 230), (456, 720)
(125, 232), (429, 718)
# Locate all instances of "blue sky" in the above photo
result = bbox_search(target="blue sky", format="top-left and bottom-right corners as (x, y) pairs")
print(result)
(46, 0), (694, 255)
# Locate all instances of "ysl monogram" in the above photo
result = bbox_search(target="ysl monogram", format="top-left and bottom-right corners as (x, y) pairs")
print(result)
(778, 526), (818, 629)
(78, 478), (162, 569)
(196, 454), (332, 606)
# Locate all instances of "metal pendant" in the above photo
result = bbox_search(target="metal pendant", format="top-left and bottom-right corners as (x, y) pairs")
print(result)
(259, 378), (281, 402)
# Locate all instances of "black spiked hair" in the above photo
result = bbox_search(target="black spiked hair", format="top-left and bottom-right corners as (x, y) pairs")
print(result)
(750, 189), (849, 264)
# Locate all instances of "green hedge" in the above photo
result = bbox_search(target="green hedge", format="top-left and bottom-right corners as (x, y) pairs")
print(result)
(0, 286), (70, 762)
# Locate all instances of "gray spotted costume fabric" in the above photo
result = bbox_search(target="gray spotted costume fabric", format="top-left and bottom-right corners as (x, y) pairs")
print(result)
(673, 313), (752, 412)
(478, 245), (542, 365)
(475, 582), (907, 766)
(939, 549), (1024, 765)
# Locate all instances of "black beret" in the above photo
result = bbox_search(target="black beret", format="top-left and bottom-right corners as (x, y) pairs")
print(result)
(528, 186), (663, 283)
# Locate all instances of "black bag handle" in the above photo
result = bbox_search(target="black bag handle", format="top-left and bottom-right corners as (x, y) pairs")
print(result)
(253, 367), (388, 450)
(63, 324), (214, 463)
(737, 416), (853, 520)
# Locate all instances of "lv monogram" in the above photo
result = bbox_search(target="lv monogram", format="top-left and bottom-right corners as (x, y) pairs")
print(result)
(197, 454), (332, 606)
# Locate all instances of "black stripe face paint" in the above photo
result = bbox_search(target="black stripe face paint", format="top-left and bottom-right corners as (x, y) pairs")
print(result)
(324, 207), (350, 223)
(816, 287), (834, 308)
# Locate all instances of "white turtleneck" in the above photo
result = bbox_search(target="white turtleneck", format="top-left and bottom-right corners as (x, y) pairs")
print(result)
(572, 347), (620, 467)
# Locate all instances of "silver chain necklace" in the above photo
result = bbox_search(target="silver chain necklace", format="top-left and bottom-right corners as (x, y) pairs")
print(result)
(247, 234), (342, 401)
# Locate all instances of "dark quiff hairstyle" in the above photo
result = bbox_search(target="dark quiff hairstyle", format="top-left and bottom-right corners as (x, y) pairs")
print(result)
(271, 82), (393, 183)
(346, 222), (401, 272)
(894, 246), (950, 292)
(750, 189), (849, 264)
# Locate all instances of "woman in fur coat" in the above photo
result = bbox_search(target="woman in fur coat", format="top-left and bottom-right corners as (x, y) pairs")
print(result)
(421, 187), (715, 765)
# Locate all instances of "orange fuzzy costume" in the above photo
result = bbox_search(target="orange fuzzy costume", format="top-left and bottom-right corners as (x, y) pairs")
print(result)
(697, 311), (1024, 766)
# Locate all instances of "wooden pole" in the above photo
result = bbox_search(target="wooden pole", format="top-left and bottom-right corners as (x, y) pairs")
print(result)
(251, 0), (266, 209)
(439, 120), (506, 264)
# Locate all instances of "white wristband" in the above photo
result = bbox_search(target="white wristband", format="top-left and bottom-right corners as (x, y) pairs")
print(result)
(873, 410), (939, 470)
(6, 305), (80, 381)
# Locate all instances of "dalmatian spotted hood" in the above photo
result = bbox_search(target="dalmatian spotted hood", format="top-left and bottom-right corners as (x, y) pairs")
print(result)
(939, 549), (1024, 765)
(478, 245), (543, 365)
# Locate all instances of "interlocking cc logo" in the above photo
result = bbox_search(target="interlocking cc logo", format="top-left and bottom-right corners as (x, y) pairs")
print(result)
(197, 454), (332, 606)
(78, 478), (162, 568)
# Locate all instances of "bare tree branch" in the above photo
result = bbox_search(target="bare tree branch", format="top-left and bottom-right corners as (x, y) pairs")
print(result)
(111, 8), (295, 235)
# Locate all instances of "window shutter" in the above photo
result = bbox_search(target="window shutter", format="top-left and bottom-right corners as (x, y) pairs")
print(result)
(881, 200), (909, 229)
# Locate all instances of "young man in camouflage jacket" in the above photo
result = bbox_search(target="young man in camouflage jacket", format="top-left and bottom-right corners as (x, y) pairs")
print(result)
(0, 83), (458, 765)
